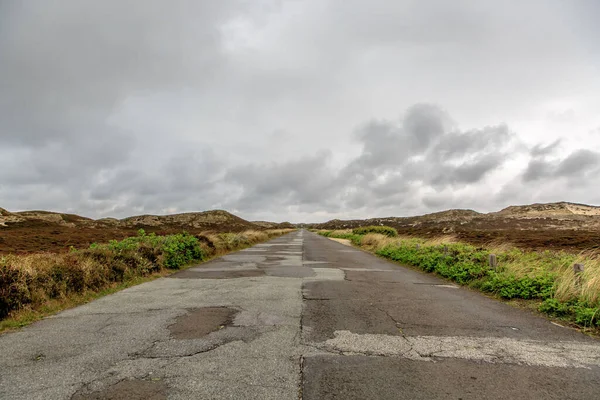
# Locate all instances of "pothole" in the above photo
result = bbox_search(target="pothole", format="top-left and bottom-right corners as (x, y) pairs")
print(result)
(71, 379), (167, 400)
(169, 307), (238, 339)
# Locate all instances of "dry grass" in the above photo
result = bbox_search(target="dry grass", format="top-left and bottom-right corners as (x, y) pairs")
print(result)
(359, 233), (457, 250)
(360, 233), (398, 249)
(554, 253), (600, 305)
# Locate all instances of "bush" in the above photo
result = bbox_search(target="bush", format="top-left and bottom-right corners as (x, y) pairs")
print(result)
(352, 226), (398, 237)
(162, 233), (204, 269)
(0, 261), (30, 319)
(574, 306), (600, 327)
(376, 243), (488, 284)
(539, 298), (571, 317)
(480, 273), (555, 300)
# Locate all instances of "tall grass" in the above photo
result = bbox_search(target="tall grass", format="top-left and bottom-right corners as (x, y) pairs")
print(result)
(318, 229), (600, 329)
(0, 229), (294, 323)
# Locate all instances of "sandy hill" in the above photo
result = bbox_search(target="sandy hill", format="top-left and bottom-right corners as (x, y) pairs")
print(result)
(0, 209), (261, 231)
(252, 221), (296, 229)
(13, 210), (94, 227)
(0, 208), (25, 226)
(311, 209), (481, 230)
(120, 210), (258, 231)
(494, 202), (600, 218)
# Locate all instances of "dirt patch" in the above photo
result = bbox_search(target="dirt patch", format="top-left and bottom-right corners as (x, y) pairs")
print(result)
(170, 269), (265, 279)
(169, 307), (237, 339)
(71, 379), (167, 400)
(329, 238), (351, 246)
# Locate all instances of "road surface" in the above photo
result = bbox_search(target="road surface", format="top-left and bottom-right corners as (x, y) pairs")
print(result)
(1, 230), (599, 399)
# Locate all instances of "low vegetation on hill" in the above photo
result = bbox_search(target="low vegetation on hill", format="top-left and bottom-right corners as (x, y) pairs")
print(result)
(0, 208), (292, 254)
(0, 228), (293, 330)
(310, 202), (600, 251)
(318, 229), (600, 330)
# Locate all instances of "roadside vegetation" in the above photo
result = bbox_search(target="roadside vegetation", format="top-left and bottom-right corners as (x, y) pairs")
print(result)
(0, 229), (293, 331)
(318, 229), (600, 330)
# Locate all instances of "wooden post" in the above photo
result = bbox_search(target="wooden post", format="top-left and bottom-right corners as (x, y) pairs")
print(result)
(443, 245), (449, 256)
(574, 263), (584, 288)
(488, 254), (498, 270)
(416, 244), (420, 250)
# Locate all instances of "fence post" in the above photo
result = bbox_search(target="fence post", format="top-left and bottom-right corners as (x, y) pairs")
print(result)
(573, 263), (584, 288)
(416, 244), (420, 250)
(443, 245), (449, 256)
(488, 254), (498, 270)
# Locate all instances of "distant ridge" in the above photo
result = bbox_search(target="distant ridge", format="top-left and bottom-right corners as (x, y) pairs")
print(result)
(0, 208), (290, 253)
(309, 201), (600, 250)
(0, 208), (273, 232)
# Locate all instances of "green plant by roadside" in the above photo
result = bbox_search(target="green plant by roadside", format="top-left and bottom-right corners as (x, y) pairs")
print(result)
(352, 225), (398, 237)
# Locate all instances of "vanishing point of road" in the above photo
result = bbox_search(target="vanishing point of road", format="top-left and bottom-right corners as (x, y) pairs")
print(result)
(1, 230), (599, 399)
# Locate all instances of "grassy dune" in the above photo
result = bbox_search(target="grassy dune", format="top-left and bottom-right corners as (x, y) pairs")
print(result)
(0, 229), (294, 331)
(317, 228), (600, 330)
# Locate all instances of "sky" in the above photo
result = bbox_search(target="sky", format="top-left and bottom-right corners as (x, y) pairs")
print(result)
(1, 0), (599, 223)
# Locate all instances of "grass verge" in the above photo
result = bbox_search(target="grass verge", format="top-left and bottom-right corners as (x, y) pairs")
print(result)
(0, 228), (294, 333)
(317, 229), (600, 333)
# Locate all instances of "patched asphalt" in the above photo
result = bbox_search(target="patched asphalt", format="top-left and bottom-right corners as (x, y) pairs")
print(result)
(1, 230), (599, 399)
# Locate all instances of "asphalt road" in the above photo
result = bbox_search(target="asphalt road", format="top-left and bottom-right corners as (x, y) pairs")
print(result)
(1, 230), (599, 399)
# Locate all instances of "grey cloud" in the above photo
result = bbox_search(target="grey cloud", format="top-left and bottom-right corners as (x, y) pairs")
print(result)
(402, 104), (453, 151)
(555, 150), (600, 177)
(224, 151), (339, 212)
(521, 149), (600, 183)
(0, 130), (135, 186)
(0, 0), (241, 152)
(422, 193), (455, 209)
(432, 125), (511, 161)
(89, 148), (224, 210)
(322, 104), (519, 213)
(351, 104), (453, 171)
(431, 155), (505, 187)
(530, 140), (562, 157)
(522, 159), (553, 182)
(346, 104), (516, 191)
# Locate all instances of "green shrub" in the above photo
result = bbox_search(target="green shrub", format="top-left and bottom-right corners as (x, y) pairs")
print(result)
(376, 243), (487, 284)
(574, 306), (600, 327)
(538, 298), (571, 317)
(480, 273), (555, 300)
(162, 233), (204, 269)
(352, 226), (398, 237)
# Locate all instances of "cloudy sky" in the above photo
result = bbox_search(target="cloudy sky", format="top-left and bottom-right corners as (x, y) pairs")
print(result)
(1, 1), (599, 222)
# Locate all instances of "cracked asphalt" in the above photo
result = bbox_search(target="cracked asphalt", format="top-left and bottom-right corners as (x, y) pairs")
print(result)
(1, 230), (599, 399)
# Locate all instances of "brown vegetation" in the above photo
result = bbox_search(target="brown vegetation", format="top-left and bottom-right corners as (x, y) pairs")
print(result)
(0, 208), (290, 254)
(311, 202), (600, 252)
